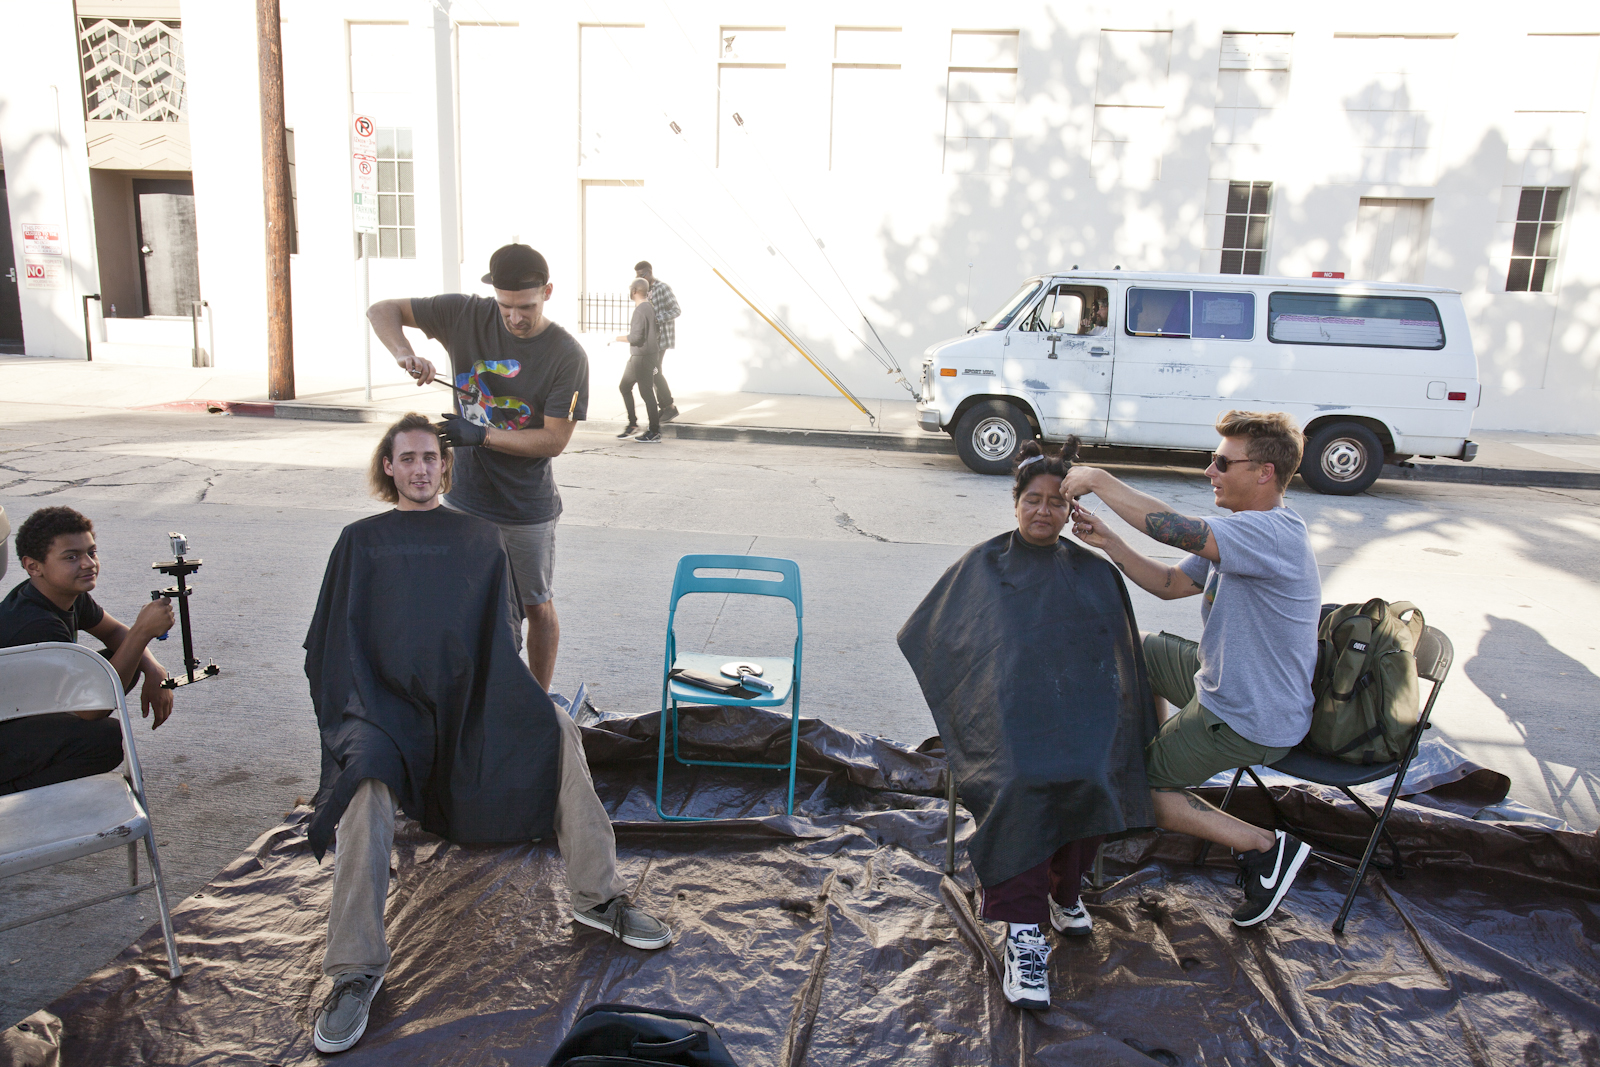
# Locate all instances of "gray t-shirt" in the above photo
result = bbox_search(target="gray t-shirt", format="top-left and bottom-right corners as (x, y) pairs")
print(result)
(411, 294), (590, 526)
(1178, 506), (1321, 748)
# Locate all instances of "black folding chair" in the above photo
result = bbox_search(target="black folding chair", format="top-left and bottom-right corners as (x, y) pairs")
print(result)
(1202, 623), (1454, 934)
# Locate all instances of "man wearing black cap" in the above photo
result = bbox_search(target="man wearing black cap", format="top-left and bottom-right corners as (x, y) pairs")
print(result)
(367, 244), (589, 690)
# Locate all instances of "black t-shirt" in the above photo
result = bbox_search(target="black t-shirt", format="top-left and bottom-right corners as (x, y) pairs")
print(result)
(0, 579), (105, 648)
(410, 294), (591, 525)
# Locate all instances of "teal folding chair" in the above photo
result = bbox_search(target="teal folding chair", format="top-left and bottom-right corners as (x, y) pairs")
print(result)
(655, 555), (803, 821)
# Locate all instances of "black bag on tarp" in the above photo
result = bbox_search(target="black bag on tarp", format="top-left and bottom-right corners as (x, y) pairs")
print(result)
(548, 1004), (739, 1067)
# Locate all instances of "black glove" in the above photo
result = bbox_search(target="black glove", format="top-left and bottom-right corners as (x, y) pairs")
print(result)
(435, 413), (488, 448)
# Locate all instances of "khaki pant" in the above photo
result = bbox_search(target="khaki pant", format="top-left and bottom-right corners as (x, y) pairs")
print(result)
(322, 710), (627, 977)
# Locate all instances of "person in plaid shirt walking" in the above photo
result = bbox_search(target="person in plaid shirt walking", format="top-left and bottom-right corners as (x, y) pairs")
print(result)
(634, 261), (680, 422)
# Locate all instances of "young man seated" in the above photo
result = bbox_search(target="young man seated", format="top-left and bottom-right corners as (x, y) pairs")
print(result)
(1065, 410), (1321, 927)
(305, 414), (673, 1055)
(0, 506), (176, 795)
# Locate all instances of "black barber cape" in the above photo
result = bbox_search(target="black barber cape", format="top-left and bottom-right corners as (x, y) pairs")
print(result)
(304, 507), (561, 859)
(898, 531), (1157, 887)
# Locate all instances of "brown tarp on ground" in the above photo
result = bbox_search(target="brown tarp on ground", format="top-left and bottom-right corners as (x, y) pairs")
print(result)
(14, 707), (1600, 1067)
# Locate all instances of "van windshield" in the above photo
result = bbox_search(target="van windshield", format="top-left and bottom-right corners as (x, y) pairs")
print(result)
(980, 281), (1043, 331)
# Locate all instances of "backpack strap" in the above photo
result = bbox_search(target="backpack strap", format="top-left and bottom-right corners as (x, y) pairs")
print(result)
(1330, 614), (1374, 702)
(1387, 601), (1426, 646)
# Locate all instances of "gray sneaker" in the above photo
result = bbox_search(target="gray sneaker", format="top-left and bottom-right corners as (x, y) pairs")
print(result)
(574, 895), (673, 949)
(313, 971), (383, 1054)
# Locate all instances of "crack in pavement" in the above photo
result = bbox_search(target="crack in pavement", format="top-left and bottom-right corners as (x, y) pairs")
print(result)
(809, 477), (891, 543)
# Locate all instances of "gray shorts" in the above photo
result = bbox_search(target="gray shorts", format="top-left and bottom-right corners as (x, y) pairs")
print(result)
(444, 502), (557, 606)
(498, 518), (557, 606)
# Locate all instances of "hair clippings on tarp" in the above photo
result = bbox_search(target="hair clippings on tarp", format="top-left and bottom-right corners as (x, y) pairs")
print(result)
(1017, 454), (1045, 471)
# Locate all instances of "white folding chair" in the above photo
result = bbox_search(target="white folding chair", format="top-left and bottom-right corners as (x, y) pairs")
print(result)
(0, 642), (181, 978)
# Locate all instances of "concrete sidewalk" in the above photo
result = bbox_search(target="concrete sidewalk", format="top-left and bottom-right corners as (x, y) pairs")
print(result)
(4, 355), (1597, 487)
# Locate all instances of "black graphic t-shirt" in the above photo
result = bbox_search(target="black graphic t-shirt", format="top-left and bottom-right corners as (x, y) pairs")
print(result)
(411, 294), (590, 525)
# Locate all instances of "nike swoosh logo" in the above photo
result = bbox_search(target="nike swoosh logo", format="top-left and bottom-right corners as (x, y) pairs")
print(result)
(1259, 838), (1287, 890)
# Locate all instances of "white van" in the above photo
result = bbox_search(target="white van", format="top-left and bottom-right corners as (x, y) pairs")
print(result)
(917, 271), (1479, 494)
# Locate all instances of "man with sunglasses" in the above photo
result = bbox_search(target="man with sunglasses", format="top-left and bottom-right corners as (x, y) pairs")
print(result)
(1063, 410), (1320, 927)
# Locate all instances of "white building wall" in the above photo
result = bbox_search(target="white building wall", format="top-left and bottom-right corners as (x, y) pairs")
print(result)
(3, 0), (1598, 431)
(0, 2), (103, 360)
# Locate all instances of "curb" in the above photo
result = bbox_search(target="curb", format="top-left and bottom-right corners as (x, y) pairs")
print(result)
(1380, 462), (1600, 490)
(145, 398), (1600, 491)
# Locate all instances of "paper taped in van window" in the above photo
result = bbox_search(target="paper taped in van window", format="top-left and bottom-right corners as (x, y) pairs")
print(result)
(1268, 293), (1445, 349)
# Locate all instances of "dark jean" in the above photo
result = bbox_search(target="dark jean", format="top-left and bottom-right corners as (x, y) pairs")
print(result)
(980, 834), (1106, 925)
(620, 352), (661, 431)
(0, 712), (124, 794)
(652, 351), (674, 411)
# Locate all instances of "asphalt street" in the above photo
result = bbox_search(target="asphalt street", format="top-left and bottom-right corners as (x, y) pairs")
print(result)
(2, 402), (1598, 1025)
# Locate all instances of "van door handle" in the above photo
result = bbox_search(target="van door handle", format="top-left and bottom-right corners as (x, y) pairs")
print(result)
(1089, 346), (1108, 356)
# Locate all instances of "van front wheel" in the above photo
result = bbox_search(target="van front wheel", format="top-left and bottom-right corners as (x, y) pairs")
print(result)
(1301, 422), (1384, 495)
(953, 400), (1033, 475)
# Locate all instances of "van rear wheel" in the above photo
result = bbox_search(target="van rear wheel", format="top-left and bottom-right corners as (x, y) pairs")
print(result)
(953, 400), (1034, 475)
(1301, 422), (1384, 495)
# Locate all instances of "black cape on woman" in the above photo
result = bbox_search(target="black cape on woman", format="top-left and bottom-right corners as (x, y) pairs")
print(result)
(898, 530), (1157, 887)
(303, 507), (561, 859)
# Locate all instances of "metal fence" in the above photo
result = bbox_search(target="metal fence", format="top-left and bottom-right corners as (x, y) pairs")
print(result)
(577, 292), (631, 334)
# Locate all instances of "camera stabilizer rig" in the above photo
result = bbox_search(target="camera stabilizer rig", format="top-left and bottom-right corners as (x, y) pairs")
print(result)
(150, 532), (220, 689)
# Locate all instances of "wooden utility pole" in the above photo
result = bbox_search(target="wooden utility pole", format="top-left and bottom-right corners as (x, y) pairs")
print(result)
(258, 0), (295, 400)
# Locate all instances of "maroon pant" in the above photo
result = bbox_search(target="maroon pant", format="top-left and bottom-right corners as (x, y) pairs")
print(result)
(979, 836), (1105, 925)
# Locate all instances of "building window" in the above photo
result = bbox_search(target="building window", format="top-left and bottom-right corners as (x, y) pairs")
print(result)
(362, 127), (415, 259)
(79, 18), (186, 122)
(1221, 181), (1271, 274)
(944, 31), (1018, 176)
(285, 128), (299, 256)
(1506, 187), (1565, 292)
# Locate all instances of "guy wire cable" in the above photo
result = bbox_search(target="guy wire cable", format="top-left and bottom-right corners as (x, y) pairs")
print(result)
(572, 13), (880, 422)
(713, 270), (873, 419)
(724, 115), (912, 393)
(582, 11), (896, 379)
(565, 125), (876, 424)
(657, 3), (914, 397)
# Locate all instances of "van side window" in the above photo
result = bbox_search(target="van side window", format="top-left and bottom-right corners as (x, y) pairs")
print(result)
(1126, 289), (1255, 340)
(1126, 289), (1190, 337)
(1193, 291), (1254, 340)
(1268, 293), (1445, 349)
(1018, 284), (1109, 334)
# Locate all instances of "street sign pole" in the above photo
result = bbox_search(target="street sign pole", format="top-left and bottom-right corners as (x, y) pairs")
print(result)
(351, 114), (378, 401)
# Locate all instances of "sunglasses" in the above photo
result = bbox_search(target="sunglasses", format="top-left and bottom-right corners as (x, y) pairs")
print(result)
(1210, 452), (1257, 473)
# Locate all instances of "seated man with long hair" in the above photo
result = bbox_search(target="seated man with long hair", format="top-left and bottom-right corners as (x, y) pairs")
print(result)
(303, 413), (672, 1055)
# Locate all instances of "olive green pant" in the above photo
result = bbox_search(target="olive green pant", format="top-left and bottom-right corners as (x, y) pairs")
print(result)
(1141, 632), (1290, 789)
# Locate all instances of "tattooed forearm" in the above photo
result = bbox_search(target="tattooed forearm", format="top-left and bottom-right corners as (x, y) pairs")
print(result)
(1145, 511), (1210, 553)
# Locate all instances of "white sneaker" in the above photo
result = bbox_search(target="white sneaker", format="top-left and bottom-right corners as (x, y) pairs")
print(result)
(1001, 925), (1051, 1010)
(1048, 895), (1093, 937)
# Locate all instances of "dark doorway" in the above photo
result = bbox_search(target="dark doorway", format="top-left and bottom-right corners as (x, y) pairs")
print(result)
(0, 172), (24, 353)
(133, 178), (200, 316)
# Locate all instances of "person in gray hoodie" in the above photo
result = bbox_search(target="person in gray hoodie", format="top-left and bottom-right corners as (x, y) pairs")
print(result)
(616, 278), (662, 442)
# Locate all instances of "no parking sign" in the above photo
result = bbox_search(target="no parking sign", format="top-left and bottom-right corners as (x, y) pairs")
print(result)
(351, 115), (377, 235)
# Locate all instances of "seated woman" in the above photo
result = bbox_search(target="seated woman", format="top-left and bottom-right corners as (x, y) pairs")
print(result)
(897, 439), (1156, 1012)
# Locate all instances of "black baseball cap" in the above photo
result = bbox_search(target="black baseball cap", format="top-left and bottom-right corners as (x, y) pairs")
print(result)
(483, 244), (549, 290)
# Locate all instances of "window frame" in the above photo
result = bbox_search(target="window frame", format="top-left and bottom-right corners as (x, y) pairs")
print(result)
(1220, 181), (1272, 276)
(1505, 186), (1566, 293)
(1124, 287), (1256, 341)
(367, 125), (416, 260)
(1266, 291), (1446, 350)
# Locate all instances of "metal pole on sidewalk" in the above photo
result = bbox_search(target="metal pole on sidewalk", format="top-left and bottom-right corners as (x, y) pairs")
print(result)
(258, 0), (295, 400)
(362, 244), (371, 401)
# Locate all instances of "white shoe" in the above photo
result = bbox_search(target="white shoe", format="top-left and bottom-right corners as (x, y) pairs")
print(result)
(1001, 925), (1051, 1010)
(1048, 895), (1093, 936)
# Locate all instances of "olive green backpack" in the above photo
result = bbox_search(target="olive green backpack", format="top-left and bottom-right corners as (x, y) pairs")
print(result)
(1306, 599), (1424, 765)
